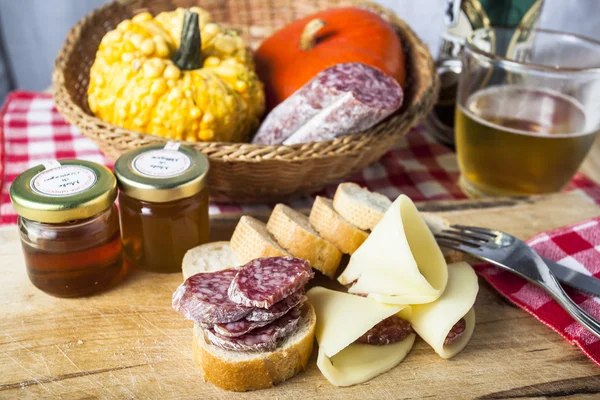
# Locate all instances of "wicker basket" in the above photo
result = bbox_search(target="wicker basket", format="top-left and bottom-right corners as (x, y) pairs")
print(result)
(52, 0), (438, 203)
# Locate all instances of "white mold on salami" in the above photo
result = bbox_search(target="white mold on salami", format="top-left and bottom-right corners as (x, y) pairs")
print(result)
(252, 62), (404, 146)
(172, 269), (251, 325)
(204, 307), (302, 352)
(227, 257), (314, 308)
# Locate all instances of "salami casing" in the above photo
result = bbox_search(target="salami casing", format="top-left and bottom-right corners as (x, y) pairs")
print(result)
(251, 63), (403, 146)
(228, 257), (313, 308)
(204, 307), (302, 352)
(355, 316), (413, 346)
(172, 269), (251, 324)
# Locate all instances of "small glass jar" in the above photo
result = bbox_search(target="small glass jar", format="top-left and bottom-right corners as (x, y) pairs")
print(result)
(10, 160), (125, 297)
(114, 142), (210, 273)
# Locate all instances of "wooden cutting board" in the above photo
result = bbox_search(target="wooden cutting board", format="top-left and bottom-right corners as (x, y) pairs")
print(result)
(2, 190), (600, 400)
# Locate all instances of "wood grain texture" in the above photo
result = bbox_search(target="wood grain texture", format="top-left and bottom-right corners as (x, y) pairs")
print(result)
(1, 190), (600, 399)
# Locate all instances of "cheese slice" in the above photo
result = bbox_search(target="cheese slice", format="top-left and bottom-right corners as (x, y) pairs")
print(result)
(339, 195), (448, 304)
(306, 286), (407, 358)
(408, 262), (479, 359)
(316, 334), (416, 387)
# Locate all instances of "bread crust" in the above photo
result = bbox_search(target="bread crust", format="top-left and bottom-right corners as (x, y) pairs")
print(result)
(309, 196), (368, 255)
(231, 216), (290, 264)
(267, 204), (341, 278)
(333, 183), (391, 230)
(192, 304), (316, 392)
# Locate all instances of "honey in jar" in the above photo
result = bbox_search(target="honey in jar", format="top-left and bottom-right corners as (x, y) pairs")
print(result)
(9, 160), (125, 298)
(114, 142), (210, 273)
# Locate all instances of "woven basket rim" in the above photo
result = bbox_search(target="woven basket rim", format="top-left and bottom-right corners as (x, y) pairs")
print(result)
(52, 0), (439, 163)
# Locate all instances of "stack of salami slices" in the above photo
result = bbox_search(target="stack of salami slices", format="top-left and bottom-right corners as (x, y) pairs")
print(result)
(173, 257), (313, 352)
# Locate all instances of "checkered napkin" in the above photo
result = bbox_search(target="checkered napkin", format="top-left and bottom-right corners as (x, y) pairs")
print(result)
(3, 91), (600, 364)
(477, 218), (600, 366)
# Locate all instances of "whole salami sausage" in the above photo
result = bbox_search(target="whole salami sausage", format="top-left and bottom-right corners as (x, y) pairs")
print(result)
(172, 269), (251, 324)
(228, 257), (313, 308)
(204, 307), (302, 352)
(251, 62), (403, 146)
(355, 316), (413, 346)
(444, 318), (466, 345)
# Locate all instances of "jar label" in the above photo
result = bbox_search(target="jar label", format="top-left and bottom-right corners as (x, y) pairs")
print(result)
(132, 149), (191, 178)
(31, 165), (97, 197)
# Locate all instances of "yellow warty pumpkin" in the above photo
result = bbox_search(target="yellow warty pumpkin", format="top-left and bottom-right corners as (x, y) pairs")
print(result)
(88, 7), (265, 142)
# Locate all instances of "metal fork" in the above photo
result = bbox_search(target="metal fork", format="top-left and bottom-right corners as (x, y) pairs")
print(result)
(435, 225), (600, 339)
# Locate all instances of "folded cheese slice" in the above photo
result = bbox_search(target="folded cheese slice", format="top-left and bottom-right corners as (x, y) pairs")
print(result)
(338, 194), (448, 304)
(316, 334), (416, 387)
(408, 262), (479, 359)
(307, 287), (414, 387)
(306, 286), (408, 358)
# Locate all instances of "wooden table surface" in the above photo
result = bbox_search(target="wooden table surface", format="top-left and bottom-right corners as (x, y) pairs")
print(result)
(2, 191), (600, 400)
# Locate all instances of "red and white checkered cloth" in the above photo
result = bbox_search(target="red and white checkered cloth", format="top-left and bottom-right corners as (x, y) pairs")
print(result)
(2, 91), (600, 364)
(479, 218), (600, 366)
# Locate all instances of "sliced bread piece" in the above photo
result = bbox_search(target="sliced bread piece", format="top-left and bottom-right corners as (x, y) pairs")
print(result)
(309, 196), (368, 255)
(182, 241), (239, 280)
(267, 204), (342, 278)
(231, 216), (290, 265)
(333, 182), (392, 230)
(192, 303), (316, 392)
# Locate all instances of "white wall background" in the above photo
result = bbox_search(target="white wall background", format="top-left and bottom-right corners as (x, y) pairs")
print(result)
(0, 0), (599, 102)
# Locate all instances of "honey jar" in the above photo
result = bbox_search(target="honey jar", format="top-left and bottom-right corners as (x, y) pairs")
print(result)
(114, 142), (210, 273)
(10, 160), (125, 298)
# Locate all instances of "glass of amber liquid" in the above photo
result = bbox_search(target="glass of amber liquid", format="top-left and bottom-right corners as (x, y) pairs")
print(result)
(455, 27), (600, 197)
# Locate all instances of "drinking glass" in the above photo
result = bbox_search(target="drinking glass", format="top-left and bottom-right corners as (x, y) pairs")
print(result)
(456, 27), (600, 197)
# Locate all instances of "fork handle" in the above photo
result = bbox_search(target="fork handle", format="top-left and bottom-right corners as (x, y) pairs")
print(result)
(541, 269), (600, 339)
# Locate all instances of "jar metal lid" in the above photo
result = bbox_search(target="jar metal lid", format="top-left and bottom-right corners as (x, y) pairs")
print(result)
(114, 142), (209, 203)
(9, 160), (117, 223)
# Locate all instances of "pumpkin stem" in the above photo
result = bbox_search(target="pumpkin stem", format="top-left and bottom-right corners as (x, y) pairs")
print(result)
(172, 10), (203, 70)
(299, 19), (327, 50)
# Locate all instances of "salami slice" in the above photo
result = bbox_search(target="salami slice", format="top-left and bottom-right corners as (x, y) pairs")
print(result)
(251, 62), (403, 146)
(204, 307), (302, 352)
(444, 318), (466, 345)
(355, 315), (413, 346)
(228, 257), (313, 308)
(213, 318), (273, 338)
(246, 290), (306, 322)
(172, 269), (251, 324)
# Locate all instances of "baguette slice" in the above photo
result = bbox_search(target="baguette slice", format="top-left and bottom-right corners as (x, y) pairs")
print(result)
(231, 216), (290, 265)
(192, 303), (316, 392)
(309, 196), (368, 255)
(182, 241), (239, 280)
(267, 204), (342, 278)
(333, 182), (392, 230)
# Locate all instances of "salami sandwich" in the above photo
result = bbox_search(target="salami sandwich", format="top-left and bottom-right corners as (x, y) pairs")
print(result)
(173, 254), (316, 392)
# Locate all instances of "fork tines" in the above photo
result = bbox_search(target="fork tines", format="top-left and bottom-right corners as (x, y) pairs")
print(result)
(434, 225), (498, 249)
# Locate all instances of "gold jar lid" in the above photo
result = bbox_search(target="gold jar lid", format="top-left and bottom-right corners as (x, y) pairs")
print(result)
(10, 160), (117, 223)
(114, 142), (209, 203)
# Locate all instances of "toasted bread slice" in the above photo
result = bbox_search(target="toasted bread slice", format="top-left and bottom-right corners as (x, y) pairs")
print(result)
(309, 196), (368, 255)
(267, 204), (342, 278)
(231, 216), (290, 265)
(333, 183), (392, 230)
(182, 241), (239, 280)
(192, 303), (316, 392)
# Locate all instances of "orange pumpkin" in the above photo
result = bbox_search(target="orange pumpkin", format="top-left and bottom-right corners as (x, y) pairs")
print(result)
(255, 7), (406, 111)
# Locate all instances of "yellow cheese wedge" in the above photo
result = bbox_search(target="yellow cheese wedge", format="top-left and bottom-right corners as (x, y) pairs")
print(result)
(339, 195), (448, 304)
(408, 262), (479, 359)
(316, 334), (416, 387)
(306, 287), (407, 358)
